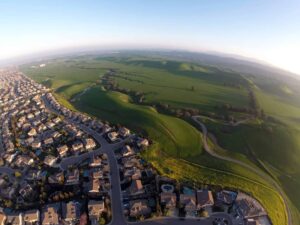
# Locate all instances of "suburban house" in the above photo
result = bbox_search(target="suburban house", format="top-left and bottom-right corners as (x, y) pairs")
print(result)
(5, 212), (22, 225)
(0, 209), (6, 225)
(118, 127), (130, 138)
(43, 137), (54, 145)
(130, 179), (144, 195)
(89, 156), (102, 167)
(216, 190), (236, 205)
(72, 141), (83, 153)
(45, 121), (55, 129)
(19, 183), (35, 199)
(43, 155), (57, 167)
(28, 128), (37, 136)
(180, 194), (197, 216)
(91, 170), (103, 179)
(23, 209), (40, 224)
(136, 138), (149, 148)
(62, 201), (81, 223)
(122, 145), (135, 157)
(48, 172), (64, 185)
(88, 200), (105, 225)
(246, 218), (259, 225)
(57, 145), (69, 157)
(196, 190), (214, 210)
(53, 117), (61, 124)
(99, 124), (109, 133)
(129, 200), (151, 218)
(107, 131), (118, 142)
(160, 192), (177, 209)
(124, 167), (142, 180)
(234, 192), (266, 219)
(84, 138), (96, 150)
(65, 169), (79, 185)
(31, 140), (41, 149)
(89, 179), (101, 195)
(41, 203), (60, 225)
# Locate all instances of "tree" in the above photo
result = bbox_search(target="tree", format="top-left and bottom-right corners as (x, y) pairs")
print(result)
(139, 215), (145, 221)
(261, 109), (266, 118)
(199, 210), (209, 217)
(14, 171), (22, 178)
(99, 216), (106, 225)
(53, 195), (59, 202)
(4, 200), (13, 208)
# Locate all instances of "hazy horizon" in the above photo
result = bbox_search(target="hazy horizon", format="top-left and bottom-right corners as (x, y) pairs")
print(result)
(0, 0), (299, 74)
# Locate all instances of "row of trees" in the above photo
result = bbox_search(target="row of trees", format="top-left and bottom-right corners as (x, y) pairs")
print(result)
(100, 69), (273, 123)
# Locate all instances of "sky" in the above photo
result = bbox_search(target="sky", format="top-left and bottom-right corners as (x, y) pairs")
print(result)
(0, 0), (300, 74)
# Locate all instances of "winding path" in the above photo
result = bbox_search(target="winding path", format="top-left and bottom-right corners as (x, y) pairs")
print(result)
(192, 115), (292, 225)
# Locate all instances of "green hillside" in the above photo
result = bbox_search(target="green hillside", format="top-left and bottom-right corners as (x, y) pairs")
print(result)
(75, 87), (202, 159)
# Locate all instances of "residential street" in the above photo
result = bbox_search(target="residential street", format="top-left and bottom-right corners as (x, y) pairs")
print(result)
(0, 166), (15, 179)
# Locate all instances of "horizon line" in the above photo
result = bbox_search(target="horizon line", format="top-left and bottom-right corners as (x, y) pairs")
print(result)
(0, 44), (299, 77)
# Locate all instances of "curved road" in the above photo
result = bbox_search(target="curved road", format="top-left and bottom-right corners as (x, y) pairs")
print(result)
(192, 115), (292, 225)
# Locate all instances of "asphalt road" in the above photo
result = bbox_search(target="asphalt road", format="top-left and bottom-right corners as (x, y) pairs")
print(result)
(0, 166), (15, 179)
(192, 115), (292, 225)
(133, 213), (234, 225)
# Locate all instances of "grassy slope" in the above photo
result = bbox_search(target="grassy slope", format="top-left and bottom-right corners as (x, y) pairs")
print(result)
(253, 86), (300, 223)
(255, 89), (300, 128)
(203, 119), (300, 175)
(108, 58), (250, 111)
(75, 87), (202, 159)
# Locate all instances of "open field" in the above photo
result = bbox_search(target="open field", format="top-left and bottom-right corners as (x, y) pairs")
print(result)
(99, 57), (250, 111)
(200, 117), (300, 175)
(255, 88), (300, 128)
(21, 56), (250, 111)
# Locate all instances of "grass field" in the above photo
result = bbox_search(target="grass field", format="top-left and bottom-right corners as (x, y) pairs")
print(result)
(255, 88), (300, 128)
(202, 118), (300, 175)
(100, 57), (250, 111)
(199, 116), (300, 223)
(22, 57), (250, 111)
(20, 54), (300, 224)
(75, 87), (202, 159)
